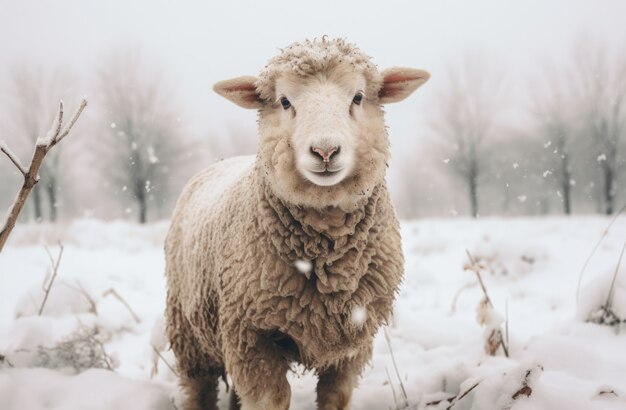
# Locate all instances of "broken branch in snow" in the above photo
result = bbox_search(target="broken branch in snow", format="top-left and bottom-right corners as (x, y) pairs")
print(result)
(102, 288), (142, 323)
(0, 98), (88, 252)
(465, 250), (510, 357)
(38, 242), (64, 316)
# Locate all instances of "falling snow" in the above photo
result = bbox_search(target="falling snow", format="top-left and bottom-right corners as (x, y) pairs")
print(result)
(294, 259), (312, 275)
(350, 306), (367, 326)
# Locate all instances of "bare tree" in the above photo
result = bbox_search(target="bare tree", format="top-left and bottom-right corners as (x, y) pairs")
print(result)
(575, 41), (626, 215)
(95, 51), (189, 224)
(530, 64), (580, 214)
(430, 55), (505, 218)
(5, 65), (77, 222)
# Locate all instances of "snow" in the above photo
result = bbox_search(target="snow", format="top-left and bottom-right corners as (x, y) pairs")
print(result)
(1, 216), (625, 409)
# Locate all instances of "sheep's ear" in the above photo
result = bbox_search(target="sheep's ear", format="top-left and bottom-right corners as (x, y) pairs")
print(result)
(213, 76), (263, 109)
(378, 68), (430, 104)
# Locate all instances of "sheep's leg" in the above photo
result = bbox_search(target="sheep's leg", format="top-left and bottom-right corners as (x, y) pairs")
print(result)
(229, 389), (241, 410)
(224, 330), (291, 410)
(316, 350), (369, 410)
(179, 368), (221, 410)
(166, 297), (222, 410)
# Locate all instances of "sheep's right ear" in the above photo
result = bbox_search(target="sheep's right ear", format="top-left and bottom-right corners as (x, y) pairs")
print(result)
(378, 68), (430, 104)
(213, 76), (264, 109)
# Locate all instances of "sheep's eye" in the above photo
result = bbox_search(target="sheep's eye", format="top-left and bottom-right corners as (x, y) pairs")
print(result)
(352, 92), (364, 105)
(280, 97), (291, 110)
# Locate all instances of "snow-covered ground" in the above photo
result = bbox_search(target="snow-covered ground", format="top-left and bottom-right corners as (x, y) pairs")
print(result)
(1, 216), (625, 409)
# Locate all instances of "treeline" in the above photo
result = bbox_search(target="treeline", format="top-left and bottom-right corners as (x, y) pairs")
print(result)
(1, 41), (624, 222)
(395, 40), (625, 218)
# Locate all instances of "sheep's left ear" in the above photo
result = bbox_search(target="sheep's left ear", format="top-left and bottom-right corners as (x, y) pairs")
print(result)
(378, 68), (430, 104)
(213, 76), (264, 109)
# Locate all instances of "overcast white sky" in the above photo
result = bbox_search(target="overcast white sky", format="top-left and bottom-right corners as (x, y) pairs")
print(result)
(1, 0), (626, 154)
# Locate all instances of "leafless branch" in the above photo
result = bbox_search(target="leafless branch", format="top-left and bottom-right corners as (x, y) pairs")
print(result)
(39, 242), (64, 316)
(102, 288), (141, 323)
(0, 140), (28, 176)
(0, 98), (88, 252)
(604, 240), (626, 312)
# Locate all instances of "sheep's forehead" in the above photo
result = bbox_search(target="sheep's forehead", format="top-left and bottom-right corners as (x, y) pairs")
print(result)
(275, 71), (367, 101)
(256, 38), (382, 101)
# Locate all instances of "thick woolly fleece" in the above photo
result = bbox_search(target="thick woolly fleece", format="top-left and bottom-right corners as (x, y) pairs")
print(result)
(165, 38), (404, 410)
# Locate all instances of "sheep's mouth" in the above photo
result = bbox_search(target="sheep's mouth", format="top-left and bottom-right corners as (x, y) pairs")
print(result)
(310, 169), (341, 177)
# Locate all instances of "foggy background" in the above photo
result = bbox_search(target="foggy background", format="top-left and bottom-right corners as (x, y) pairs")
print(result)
(1, 0), (625, 222)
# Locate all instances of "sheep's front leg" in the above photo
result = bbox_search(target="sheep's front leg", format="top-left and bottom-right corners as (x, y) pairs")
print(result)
(224, 329), (291, 410)
(316, 350), (369, 410)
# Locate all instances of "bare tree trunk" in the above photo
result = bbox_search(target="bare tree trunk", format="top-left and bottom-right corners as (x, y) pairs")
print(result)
(560, 154), (572, 215)
(134, 181), (147, 224)
(32, 184), (43, 222)
(603, 164), (615, 215)
(46, 177), (57, 222)
(468, 157), (479, 218)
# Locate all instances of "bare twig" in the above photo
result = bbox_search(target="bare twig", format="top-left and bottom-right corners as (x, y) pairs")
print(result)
(151, 345), (179, 377)
(102, 288), (141, 323)
(576, 204), (625, 306)
(0, 98), (88, 252)
(76, 318), (115, 371)
(446, 380), (481, 410)
(39, 242), (64, 316)
(0, 140), (27, 176)
(465, 251), (493, 307)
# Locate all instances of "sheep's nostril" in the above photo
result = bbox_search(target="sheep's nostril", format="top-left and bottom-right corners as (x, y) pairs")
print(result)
(311, 146), (340, 163)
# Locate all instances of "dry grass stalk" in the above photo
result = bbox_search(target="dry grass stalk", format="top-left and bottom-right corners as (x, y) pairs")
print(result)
(69, 279), (98, 315)
(39, 242), (64, 316)
(449, 282), (477, 314)
(465, 250), (510, 357)
(151, 345), (178, 378)
(588, 240), (626, 327)
(0, 99), (87, 252)
(102, 288), (142, 323)
(384, 366), (399, 408)
(383, 327), (409, 408)
(576, 204), (625, 306)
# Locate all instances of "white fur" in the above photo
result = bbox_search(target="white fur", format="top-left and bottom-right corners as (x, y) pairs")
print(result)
(275, 75), (366, 187)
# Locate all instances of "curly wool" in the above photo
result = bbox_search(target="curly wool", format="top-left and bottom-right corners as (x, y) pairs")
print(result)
(256, 38), (382, 102)
(165, 37), (405, 409)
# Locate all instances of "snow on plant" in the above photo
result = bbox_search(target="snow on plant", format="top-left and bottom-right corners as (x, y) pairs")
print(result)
(465, 251), (510, 357)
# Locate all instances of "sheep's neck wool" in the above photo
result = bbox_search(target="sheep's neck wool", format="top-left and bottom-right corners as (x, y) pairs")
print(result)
(257, 177), (384, 296)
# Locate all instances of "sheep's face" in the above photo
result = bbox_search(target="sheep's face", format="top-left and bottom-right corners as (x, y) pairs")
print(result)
(213, 39), (429, 209)
(272, 72), (366, 187)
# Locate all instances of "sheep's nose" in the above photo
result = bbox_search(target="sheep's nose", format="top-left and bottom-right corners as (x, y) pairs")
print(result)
(311, 146), (340, 163)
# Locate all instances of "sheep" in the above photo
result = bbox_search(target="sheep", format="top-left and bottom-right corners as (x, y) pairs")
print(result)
(164, 37), (429, 410)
